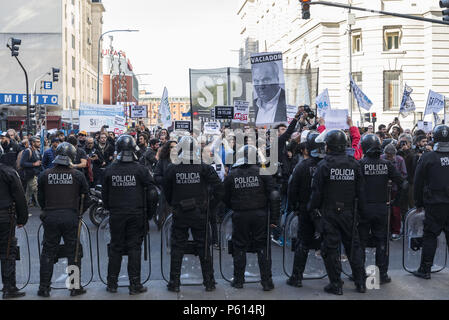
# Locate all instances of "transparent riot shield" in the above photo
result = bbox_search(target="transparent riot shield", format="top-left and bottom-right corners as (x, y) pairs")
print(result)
(37, 220), (94, 290)
(282, 213), (327, 279)
(341, 237), (376, 277)
(161, 214), (214, 286)
(0, 227), (31, 290)
(218, 211), (264, 284)
(96, 216), (151, 287)
(402, 208), (447, 273)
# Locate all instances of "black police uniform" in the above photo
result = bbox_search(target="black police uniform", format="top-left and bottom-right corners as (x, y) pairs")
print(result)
(223, 163), (279, 290)
(37, 164), (89, 294)
(287, 156), (322, 286)
(308, 152), (367, 293)
(102, 161), (154, 291)
(163, 162), (224, 291)
(413, 129), (449, 278)
(358, 155), (403, 279)
(0, 164), (28, 298)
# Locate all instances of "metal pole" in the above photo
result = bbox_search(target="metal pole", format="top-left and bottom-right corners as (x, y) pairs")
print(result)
(348, 5), (353, 119)
(310, 1), (449, 26)
(9, 51), (30, 134)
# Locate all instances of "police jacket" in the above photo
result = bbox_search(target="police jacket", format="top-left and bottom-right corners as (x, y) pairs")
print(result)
(154, 158), (171, 186)
(102, 160), (154, 216)
(0, 164), (28, 225)
(163, 162), (224, 210)
(224, 164), (275, 212)
(0, 140), (20, 168)
(288, 157), (321, 213)
(359, 156), (404, 204)
(414, 150), (449, 207)
(37, 165), (89, 213)
(308, 152), (366, 215)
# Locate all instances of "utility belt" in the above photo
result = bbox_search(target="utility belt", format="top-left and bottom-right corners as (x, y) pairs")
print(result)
(323, 201), (354, 215)
(0, 209), (10, 216)
(174, 198), (207, 213)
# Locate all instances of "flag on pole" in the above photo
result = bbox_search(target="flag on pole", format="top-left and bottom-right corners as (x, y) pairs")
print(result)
(399, 83), (416, 118)
(424, 89), (445, 116)
(350, 74), (373, 111)
(315, 89), (331, 118)
(159, 87), (172, 128)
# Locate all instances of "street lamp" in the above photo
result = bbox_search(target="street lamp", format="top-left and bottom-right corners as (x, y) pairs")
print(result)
(96, 29), (139, 104)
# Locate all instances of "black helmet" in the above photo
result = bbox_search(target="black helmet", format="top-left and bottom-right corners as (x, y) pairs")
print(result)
(116, 135), (137, 162)
(361, 134), (381, 156)
(233, 144), (258, 167)
(306, 131), (325, 158)
(324, 130), (347, 153)
(53, 142), (76, 166)
(433, 125), (449, 143)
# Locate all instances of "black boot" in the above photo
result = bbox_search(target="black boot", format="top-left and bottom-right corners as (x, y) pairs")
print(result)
(37, 286), (51, 298)
(200, 255), (216, 292)
(413, 260), (432, 280)
(167, 279), (180, 292)
(167, 251), (183, 292)
(257, 249), (274, 291)
(129, 279), (148, 295)
(380, 273), (391, 284)
(322, 249), (343, 294)
(231, 249), (246, 289)
(286, 245), (308, 288)
(128, 249), (146, 295)
(355, 282), (366, 293)
(107, 253), (122, 290)
(324, 282), (343, 295)
(3, 285), (25, 299)
(70, 286), (87, 297)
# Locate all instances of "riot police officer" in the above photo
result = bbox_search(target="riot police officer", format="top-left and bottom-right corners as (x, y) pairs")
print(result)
(163, 136), (224, 292)
(308, 129), (367, 295)
(102, 135), (155, 295)
(0, 162), (28, 299)
(286, 131), (325, 288)
(413, 125), (449, 279)
(359, 134), (406, 284)
(223, 145), (280, 291)
(37, 142), (89, 297)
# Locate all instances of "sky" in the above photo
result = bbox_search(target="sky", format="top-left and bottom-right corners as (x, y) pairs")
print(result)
(102, 0), (242, 97)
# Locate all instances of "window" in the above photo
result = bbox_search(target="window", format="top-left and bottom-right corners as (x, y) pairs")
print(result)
(72, 56), (75, 71)
(352, 32), (362, 53)
(351, 72), (362, 111)
(383, 71), (402, 111)
(72, 35), (75, 49)
(384, 27), (402, 51)
(72, 77), (76, 88)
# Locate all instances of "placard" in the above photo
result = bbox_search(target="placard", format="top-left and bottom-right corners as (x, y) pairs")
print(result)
(215, 106), (234, 120)
(203, 122), (221, 135)
(232, 100), (249, 124)
(175, 121), (191, 132)
(130, 105), (147, 118)
(417, 120), (433, 133)
(324, 109), (349, 131)
(79, 103), (124, 132)
(286, 105), (297, 124)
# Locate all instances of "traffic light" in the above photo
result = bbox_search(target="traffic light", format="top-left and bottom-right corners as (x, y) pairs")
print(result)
(38, 106), (46, 119)
(52, 68), (60, 82)
(371, 112), (377, 123)
(440, 0), (449, 21)
(29, 105), (36, 119)
(300, 0), (311, 19)
(364, 113), (371, 123)
(9, 38), (21, 57)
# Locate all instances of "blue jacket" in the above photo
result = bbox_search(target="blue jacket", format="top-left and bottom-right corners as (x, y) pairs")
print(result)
(42, 148), (57, 169)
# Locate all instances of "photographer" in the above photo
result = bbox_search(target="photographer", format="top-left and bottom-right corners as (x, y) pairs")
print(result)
(297, 105), (318, 131)
(387, 118), (404, 140)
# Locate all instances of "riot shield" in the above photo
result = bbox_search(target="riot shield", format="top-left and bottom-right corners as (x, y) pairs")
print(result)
(218, 211), (264, 283)
(341, 239), (376, 277)
(96, 216), (151, 287)
(0, 226), (31, 291)
(37, 220), (94, 290)
(402, 208), (447, 273)
(161, 213), (215, 286)
(282, 212), (327, 279)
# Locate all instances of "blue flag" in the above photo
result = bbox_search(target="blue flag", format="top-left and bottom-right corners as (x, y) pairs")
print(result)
(350, 74), (373, 111)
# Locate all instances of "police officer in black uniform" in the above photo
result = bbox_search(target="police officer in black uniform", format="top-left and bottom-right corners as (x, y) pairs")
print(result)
(37, 142), (89, 297)
(286, 131), (325, 287)
(163, 136), (224, 292)
(223, 145), (280, 291)
(0, 162), (28, 299)
(308, 129), (367, 295)
(102, 135), (155, 295)
(359, 134), (406, 284)
(413, 125), (449, 279)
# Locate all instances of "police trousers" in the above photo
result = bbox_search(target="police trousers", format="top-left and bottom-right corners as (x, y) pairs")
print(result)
(0, 215), (18, 289)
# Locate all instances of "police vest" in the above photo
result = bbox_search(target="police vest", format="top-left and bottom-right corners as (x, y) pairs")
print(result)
(424, 151), (449, 203)
(360, 157), (390, 203)
(0, 165), (15, 210)
(229, 165), (267, 211)
(44, 167), (81, 211)
(322, 155), (358, 209)
(171, 164), (209, 207)
(105, 162), (146, 214)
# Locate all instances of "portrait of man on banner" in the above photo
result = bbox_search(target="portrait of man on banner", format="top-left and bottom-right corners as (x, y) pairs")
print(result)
(251, 52), (287, 126)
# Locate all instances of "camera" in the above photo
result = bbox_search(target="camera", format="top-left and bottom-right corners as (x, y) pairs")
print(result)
(303, 105), (315, 119)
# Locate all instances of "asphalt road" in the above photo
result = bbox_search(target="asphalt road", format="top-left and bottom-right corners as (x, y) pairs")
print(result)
(10, 207), (449, 300)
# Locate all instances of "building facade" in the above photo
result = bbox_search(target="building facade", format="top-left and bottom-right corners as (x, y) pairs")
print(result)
(139, 93), (191, 127)
(237, 0), (449, 128)
(0, 0), (104, 130)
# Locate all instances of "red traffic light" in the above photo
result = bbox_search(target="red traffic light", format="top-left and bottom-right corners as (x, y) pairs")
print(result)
(371, 113), (377, 118)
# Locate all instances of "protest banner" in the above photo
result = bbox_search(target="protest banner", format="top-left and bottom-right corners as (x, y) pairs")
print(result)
(232, 100), (249, 124)
(424, 90), (445, 116)
(79, 103), (124, 132)
(324, 109), (349, 130)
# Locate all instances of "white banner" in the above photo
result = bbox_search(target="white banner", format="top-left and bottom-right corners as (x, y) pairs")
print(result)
(315, 89), (331, 118)
(417, 120), (433, 133)
(286, 105), (297, 124)
(424, 90), (445, 116)
(399, 83), (416, 118)
(159, 87), (172, 128)
(203, 122), (221, 135)
(130, 105), (147, 118)
(79, 103), (124, 132)
(324, 109), (349, 131)
(113, 115), (126, 135)
(232, 100), (250, 124)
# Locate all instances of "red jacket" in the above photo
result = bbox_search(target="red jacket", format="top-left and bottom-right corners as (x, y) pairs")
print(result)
(317, 125), (363, 160)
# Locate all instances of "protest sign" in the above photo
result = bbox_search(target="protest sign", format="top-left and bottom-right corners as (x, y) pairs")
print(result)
(79, 103), (124, 132)
(214, 106), (234, 120)
(286, 105), (297, 124)
(324, 109), (349, 131)
(175, 121), (191, 132)
(417, 120), (433, 133)
(203, 122), (221, 135)
(130, 105), (147, 118)
(113, 115), (126, 135)
(233, 100), (249, 124)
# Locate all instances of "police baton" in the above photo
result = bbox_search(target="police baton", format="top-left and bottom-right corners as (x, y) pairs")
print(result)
(386, 181), (392, 257)
(5, 203), (16, 260)
(74, 194), (85, 264)
(143, 187), (149, 261)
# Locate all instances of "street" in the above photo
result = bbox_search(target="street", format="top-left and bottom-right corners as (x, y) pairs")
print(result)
(14, 207), (449, 300)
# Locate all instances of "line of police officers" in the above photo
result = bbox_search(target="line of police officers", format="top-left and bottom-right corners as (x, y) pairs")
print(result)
(0, 124), (448, 298)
